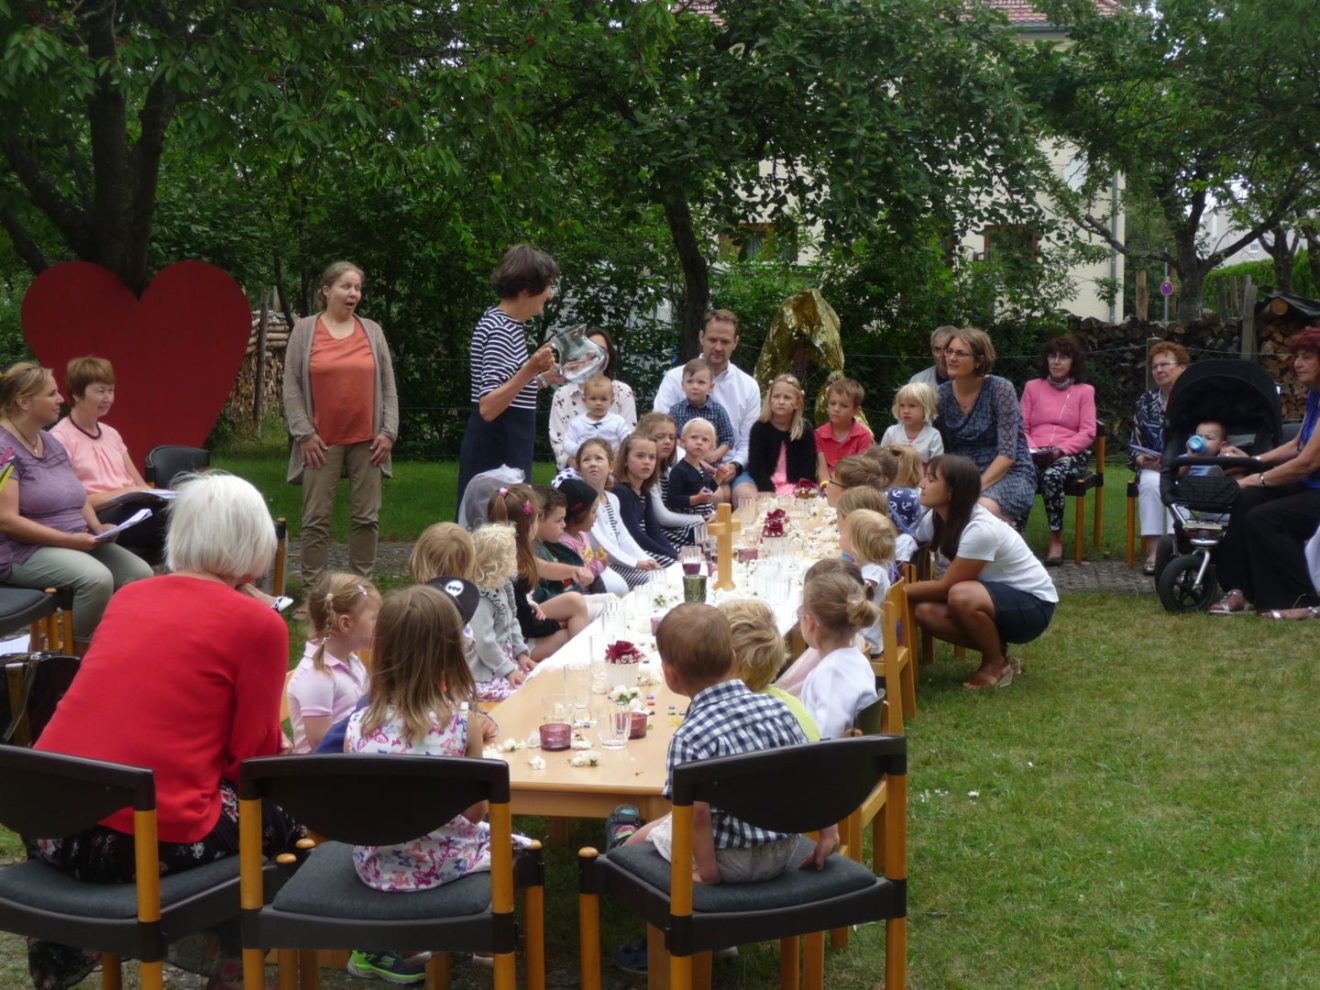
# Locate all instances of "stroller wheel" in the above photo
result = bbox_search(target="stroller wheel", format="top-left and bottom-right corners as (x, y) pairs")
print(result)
(1152, 535), (1176, 583)
(1157, 554), (1219, 613)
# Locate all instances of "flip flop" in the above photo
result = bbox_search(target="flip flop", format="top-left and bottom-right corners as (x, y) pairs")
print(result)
(1263, 606), (1320, 620)
(1209, 590), (1251, 615)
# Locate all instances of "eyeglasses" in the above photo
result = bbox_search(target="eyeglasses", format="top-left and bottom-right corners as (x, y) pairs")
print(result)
(944, 348), (973, 358)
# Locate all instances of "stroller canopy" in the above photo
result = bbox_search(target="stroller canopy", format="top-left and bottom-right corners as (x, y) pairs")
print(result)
(1162, 360), (1282, 455)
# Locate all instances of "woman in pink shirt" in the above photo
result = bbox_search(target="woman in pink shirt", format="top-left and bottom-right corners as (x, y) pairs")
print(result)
(50, 355), (168, 562)
(1018, 336), (1097, 565)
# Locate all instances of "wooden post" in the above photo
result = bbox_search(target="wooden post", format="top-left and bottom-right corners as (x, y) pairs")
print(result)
(1241, 277), (1257, 357)
(253, 289), (270, 429)
(1135, 270), (1149, 321)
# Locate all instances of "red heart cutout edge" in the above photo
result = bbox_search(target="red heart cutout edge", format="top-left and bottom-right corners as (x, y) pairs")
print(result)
(21, 261), (252, 460)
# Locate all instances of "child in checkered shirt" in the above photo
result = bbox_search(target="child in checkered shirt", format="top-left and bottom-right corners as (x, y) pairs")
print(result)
(617, 603), (839, 885)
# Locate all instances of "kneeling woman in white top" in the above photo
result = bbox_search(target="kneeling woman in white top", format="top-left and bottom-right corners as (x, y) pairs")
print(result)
(908, 454), (1058, 690)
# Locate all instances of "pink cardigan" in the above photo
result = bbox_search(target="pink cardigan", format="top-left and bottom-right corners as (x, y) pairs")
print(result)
(1019, 379), (1096, 456)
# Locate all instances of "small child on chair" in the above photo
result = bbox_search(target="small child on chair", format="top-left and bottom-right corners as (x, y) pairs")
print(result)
(613, 603), (837, 885)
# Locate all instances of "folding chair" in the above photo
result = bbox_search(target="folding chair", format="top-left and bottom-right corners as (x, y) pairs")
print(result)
(0, 748), (258, 990)
(240, 753), (545, 990)
(578, 737), (907, 990)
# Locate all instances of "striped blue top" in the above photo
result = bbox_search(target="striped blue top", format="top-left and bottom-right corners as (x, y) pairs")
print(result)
(469, 307), (538, 411)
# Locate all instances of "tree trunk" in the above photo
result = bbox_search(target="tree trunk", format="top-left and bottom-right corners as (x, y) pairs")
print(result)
(663, 194), (709, 361)
(1261, 225), (1295, 294)
(1301, 224), (1320, 296)
(1173, 229), (1211, 322)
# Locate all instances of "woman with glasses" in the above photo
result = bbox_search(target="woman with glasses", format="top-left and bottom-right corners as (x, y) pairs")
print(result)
(1131, 341), (1190, 574)
(934, 327), (1037, 525)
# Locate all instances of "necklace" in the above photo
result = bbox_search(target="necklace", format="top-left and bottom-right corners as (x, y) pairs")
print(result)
(3, 418), (41, 455)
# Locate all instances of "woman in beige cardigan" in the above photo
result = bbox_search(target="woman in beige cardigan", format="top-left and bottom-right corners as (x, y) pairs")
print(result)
(283, 261), (398, 596)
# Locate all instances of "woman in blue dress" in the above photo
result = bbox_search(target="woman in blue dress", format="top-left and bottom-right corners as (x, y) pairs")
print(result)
(934, 327), (1036, 526)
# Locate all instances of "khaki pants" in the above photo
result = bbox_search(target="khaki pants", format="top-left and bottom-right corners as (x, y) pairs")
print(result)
(8, 543), (153, 642)
(299, 441), (382, 588)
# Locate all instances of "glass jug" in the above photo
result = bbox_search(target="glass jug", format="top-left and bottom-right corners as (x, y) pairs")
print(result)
(542, 324), (607, 385)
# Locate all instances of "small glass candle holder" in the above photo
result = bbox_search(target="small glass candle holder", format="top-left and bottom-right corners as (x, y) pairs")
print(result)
(539, 694), (573, 751)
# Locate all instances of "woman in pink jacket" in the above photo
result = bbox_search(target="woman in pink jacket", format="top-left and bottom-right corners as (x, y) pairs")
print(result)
(1019, 336), (1096, 565)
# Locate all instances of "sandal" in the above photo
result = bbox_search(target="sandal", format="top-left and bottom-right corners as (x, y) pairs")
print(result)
(1263, 606), (1320, 620)
(1209, 589), (1251, 615)
(604, 804), (642, 851)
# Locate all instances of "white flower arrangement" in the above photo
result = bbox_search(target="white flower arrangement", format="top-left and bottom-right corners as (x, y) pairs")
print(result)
(570, 736), (593, 750)
(636, 668), (659, 687)
(569, 750), (603, 767)
(525, 732), (542, 749)
(482, 746), (505, 761)
(501, 738), (522, 753)
(527, 756), (547, 771)
(609, 684), (641, 707)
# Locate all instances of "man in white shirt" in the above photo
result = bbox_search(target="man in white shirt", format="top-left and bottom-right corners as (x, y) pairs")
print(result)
(653, 310), (760, 504)
(908, 325), (957, 388)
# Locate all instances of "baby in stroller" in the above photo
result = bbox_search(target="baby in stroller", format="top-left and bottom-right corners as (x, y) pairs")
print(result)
(1154, 362), (1279, 612)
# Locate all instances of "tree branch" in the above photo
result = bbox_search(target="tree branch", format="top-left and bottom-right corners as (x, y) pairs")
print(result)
(0, 136), (93, 257)
(0, 209), (49, 275)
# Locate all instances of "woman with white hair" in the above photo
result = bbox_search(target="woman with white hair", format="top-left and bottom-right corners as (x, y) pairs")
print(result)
(31, 471), (301, 990)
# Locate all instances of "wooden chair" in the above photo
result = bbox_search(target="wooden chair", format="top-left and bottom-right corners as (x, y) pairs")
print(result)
(578, 737), (907, 990)
(0, 748), (258, 990)
(240, 753), (545, 990)
(0, 586), (74, 654)
(1061, 422), (1107, 563)
(878, 582), (917, 735)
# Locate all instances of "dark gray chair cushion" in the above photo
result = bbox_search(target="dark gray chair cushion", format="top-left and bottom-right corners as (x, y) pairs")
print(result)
(603, 836), (878, 912)
(0, 855), (240, 919)
(271, 842), (492, 920)
(0, 587), (55, 634)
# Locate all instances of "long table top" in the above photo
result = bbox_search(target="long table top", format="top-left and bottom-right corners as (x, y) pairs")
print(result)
(487, 497), (838, 820)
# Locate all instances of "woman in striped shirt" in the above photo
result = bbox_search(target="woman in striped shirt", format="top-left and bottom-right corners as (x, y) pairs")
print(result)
(456, 245), (558, 512)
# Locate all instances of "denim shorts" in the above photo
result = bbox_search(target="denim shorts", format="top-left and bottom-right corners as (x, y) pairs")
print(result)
(982, 581), (1056, 645)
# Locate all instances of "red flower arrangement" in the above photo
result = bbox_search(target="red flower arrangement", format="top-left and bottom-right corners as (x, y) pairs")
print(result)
(793, 479), (818, 499)
(605, 640), (644, 665)
(761, 508), (788, 539)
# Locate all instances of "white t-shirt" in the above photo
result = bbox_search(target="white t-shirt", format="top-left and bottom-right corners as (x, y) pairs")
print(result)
(859, 562), (891, 652)
(916, 505), (1058, 603)
(879, 422), (944, 464)
(797, 646), (880, 740)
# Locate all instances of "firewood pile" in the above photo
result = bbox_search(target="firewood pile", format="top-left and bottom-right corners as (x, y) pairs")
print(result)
(224, 311), (290, 430)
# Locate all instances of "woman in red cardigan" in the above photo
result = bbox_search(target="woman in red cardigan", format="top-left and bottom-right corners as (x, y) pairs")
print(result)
(31, 472), (301, 990)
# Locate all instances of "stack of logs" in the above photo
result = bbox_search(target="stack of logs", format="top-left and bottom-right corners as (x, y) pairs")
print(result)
(224, 310), (290, 432)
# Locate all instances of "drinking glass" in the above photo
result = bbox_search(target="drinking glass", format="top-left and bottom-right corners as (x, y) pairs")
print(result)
(680, 545), (702, 576)
(597, 704), (631, 749)
(540, 694), (574, 751)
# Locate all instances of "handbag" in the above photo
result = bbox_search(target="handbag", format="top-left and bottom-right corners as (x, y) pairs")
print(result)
(1, 652), (80, 747)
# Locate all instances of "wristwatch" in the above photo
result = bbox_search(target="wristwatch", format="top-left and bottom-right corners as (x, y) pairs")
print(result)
(1258, 472), (1269, 487)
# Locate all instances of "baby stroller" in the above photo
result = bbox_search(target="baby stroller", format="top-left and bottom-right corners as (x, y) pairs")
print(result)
(1153, 360), (1279, 612)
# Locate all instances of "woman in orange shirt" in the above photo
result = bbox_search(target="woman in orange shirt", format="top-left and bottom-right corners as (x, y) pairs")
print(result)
(283, 261), (399, 603)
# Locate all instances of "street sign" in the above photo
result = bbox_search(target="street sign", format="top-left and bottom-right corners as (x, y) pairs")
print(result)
(1159, 281), (1175, 297)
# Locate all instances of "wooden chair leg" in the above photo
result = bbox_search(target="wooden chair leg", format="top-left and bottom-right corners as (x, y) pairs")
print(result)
(277, 948), (298, 990)
(1093, 485), (1105, 549)
(693, 951), (712, 990)
(578, 850), (601, 990)
(139, 960), (164, 990)
(780, 937), (800, 990)
(803, 931), (826, 990)
(1126, 492), (1137, 566)
(886, 916), (908, 990)
(101, 955), (123, 990)
(1074, 492), (1086, 564)
(425, 952), (449, 990)
(298, 948), (318, 990)
(548, 817), (571, 846)
(523, 847), (546, 990)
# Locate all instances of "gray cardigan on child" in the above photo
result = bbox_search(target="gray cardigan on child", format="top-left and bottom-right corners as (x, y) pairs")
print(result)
(469, 582), (526, 680)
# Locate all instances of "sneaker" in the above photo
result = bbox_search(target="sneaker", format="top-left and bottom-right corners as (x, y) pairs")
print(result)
(347, 950), (427, 984)
(604, 804), (642, 851)
(611, 937), (648, 974)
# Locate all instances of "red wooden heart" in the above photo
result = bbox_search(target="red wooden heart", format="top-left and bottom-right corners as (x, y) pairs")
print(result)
(21, 261), (251, 460)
